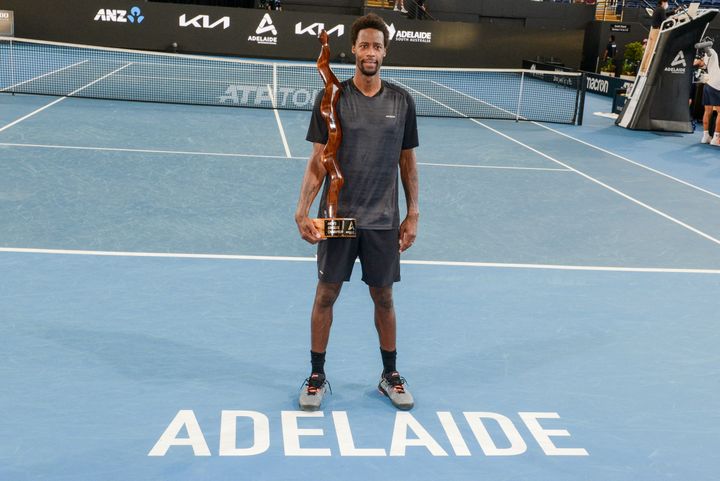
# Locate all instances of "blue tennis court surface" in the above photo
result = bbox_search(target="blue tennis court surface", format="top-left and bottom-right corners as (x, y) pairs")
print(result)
(1, 89), (719, 481)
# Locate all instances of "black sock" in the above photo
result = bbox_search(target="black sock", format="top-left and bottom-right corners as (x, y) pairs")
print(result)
(310, 351), (326, 375)
(380, 348), (397, 375)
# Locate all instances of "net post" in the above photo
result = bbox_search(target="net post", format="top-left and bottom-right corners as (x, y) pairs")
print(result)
(516, 71), (525, 122)
(272, 62), (278, 107)
(9, 37), (15, 94)
(576, 73), (586, 126)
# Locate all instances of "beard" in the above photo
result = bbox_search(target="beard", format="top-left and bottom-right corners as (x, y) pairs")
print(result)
(358, 59), (380, 76)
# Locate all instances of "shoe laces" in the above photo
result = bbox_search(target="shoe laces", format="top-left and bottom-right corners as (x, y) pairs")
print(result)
(384, 372), (408, 394)
(301, 374), (332, 396)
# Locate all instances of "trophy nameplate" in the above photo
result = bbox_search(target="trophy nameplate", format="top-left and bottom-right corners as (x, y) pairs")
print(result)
(312, 30), (357, 239)
(312, 218), (356, 239)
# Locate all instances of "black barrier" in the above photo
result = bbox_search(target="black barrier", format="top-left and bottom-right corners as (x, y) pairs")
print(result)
(523, 59), (635, 98)
(2, 0), (585, 69)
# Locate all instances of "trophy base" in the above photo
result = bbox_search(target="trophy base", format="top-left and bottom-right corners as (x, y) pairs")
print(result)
(312, 218), (357, 238)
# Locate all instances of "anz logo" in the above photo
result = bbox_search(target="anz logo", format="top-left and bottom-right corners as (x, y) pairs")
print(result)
(295, 22), (345, 37)
(94, 6), (144, 24)
(179, 14), (230, 30)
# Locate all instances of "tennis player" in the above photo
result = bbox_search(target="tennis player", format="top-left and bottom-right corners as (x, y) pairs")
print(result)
(294, 13), (420, 411)
(697, 44), (720, 145)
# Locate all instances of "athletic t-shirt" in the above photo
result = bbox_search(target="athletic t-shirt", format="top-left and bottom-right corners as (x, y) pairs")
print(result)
(704, 49), (720, 91)
(306, 79), (419, 229)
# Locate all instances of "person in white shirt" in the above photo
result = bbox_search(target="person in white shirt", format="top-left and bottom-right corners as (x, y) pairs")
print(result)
(700, 46), (720, 145)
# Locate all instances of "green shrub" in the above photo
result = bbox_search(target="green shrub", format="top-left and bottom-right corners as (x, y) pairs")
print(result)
(622, 41), (644, 76)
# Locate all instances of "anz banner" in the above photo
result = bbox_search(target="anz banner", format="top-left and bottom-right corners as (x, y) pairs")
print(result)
(1, 0), (585, 69)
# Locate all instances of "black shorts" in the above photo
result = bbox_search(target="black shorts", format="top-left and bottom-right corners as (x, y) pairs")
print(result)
(703, 84), (720, 106)
(317, 229), (400, 287)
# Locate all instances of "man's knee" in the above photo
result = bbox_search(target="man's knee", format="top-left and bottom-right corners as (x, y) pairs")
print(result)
(370, 286), (394, 310)
(315, 282), (342, 308)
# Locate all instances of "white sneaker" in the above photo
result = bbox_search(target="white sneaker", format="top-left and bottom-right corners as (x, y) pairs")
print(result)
(299, 373), (329, 411)
(401, 7), (408, 13)
(393, 4), (400, 10)
(702, 133), (712, 144)
(378, 371), (414, 410)
(711, 136), (720, 146)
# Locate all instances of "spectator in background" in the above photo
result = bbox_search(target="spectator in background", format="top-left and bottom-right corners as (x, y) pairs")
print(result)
(603, 35), (619, 77)
(417, 0), (428, 20)
(394, 0), (408, 14)
(652, 0), (668, 29)
(408, 0), (428, 20)
(603, 35), (617, 62)
(700, 44), (720, 145)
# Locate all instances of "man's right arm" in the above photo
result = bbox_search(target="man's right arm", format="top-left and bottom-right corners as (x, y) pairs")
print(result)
(295, 142), (326, 244)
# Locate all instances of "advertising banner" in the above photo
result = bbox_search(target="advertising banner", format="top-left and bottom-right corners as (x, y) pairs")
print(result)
(523, 59), (634, 98)
(1, 0), (584, 69)
(0, 10), (14, 36)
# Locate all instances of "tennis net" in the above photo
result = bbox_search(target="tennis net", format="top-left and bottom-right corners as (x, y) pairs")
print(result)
(0, 36), (585, 125)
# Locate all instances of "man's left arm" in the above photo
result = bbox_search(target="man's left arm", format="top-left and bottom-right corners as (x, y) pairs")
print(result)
(399, 148), (419, 253)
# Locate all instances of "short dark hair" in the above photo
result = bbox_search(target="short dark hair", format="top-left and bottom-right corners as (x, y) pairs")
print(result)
(351, 13), (390, 48)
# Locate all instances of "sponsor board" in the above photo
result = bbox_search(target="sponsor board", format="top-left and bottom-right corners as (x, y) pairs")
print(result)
(148, 410), (588, 458)
(523, 59), (634, 98)
(585, 74), (633, 96)
(295, 22), (345, 37)
(179, 14), (230, 30)
(611, 24), (630, 33)
(94, 6), (144, 24)
(386, 23), (432, 44)
(0, 10), (13, 36)
(249, 14), (278, 45)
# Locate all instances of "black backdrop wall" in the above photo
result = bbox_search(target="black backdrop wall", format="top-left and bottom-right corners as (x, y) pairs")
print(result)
(2, 0), (590, 69)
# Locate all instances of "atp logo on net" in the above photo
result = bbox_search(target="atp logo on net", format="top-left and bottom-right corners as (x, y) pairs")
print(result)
(94, 6), (145, 24)
(249, 14), (278, 45)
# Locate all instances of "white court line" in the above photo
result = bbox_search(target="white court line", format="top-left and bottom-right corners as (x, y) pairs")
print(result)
(266, 83), (292, 158)
(0, 63), (133, 134)
(531, 122), (720, 201)
(397, 80), (720, 248)
(0, 143), (566, 172)
(0, 247), (718, 274)
(0, 60), (89, 92)
(431, 80), (720, 201)
(0, 142), (304, 160)
(419, 162), (569, 172)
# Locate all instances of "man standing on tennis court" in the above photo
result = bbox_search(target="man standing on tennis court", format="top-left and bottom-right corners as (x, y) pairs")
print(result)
(294, 13), (419, 411)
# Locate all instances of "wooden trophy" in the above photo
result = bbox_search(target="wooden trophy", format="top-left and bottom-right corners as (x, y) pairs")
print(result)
(312, 30), (357, 239)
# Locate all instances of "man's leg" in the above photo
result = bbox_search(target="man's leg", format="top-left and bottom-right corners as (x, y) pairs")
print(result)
(370, 285), (412, 409)
(311, 281), (343, 354)
(702, 105), (713, 143)
(299, 281), (342, 411)
(712, 106), (720, 146)
(370, 285), (396, 352)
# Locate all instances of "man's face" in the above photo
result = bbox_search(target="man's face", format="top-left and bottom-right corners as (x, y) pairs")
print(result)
(352, 28), (386, 77)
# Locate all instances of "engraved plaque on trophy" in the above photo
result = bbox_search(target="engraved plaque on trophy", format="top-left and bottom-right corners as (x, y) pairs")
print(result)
(312, 30), (357, 239)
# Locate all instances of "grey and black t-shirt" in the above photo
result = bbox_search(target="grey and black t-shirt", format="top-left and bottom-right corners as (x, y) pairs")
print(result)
(306, 79), (419, 229)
